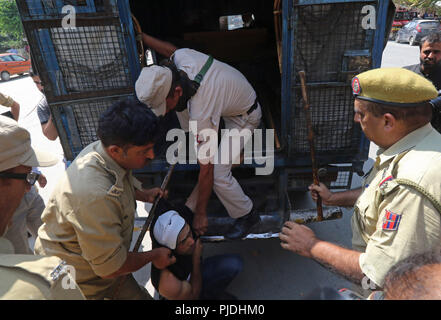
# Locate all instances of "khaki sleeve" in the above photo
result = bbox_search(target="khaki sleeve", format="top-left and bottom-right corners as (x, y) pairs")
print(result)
(0, 92), (15, 108)
(132, 176), (143, 191)
(359, 184), (441, 287)
(66, 196), (128, 278)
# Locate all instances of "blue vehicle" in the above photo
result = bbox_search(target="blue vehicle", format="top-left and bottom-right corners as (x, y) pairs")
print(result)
(16, 0), (395, 240)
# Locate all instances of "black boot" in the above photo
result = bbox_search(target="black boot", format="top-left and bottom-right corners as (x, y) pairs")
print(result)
(224, 208), (260, 240)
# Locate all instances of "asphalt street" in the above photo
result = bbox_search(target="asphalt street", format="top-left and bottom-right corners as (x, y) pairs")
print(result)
(0, 41), (421, 300)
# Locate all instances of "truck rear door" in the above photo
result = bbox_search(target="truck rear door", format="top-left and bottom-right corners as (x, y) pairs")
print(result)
(16, 0), (140, 160)
(282, 0), (392, 171)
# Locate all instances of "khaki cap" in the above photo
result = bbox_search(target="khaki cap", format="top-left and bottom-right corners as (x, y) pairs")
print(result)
(135, 65), (172, 117)
(352, 68), (438, 107)
(0, 115), (58, 171)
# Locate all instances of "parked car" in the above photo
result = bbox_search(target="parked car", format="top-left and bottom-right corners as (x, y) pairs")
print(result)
(395, 19), (441, 45)
(0, 53), (31, 81)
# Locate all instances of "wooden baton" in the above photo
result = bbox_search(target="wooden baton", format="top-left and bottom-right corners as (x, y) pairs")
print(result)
(298, 71), (323, 221)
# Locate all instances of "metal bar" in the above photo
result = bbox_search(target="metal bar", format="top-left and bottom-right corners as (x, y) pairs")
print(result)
(47, 88), (133, 104)
(21, 16), (120, 28)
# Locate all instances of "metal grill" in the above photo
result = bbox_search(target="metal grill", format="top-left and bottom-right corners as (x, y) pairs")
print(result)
(292, 86), (360, 154)
(52, 95), (132, 160)
(293, 2), (375, 82)
(48, 25), (131, 94)
(290, 2), (374, 156)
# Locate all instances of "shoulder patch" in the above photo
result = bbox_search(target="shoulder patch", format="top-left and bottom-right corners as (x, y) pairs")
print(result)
(382, 210), (402, 231)
(107, 185), (123, 197)
(379, 175), (393, 187)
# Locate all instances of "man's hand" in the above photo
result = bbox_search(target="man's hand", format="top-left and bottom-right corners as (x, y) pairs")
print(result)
(138, 187), (168, 203)
(279, 221), (319, 258)
(193, 211), (208, 236)
(152, 247), (176, 269)
(37, 174), (47, 188)
(308, 182), (334, 205)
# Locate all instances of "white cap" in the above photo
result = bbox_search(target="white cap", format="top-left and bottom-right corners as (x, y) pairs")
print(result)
(153, 210), (186, 250)
(0, 115), (58, 172)
(135, 65), (172, 117)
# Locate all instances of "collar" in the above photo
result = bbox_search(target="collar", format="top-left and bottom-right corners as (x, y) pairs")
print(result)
(93, 141), (130, 191)
(376, 123), (433, 166)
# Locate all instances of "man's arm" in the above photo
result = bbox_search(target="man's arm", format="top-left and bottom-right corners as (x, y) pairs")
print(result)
(141, 32), (177, 59)
(41, 115), (58, 141)
(102, 248), (175, 279)
(193, 163), (214, 236)
(158, 239), (203, 300)
(309, 183), (362, 207)
(279, 221), (364, 284)
(0, 93), (19, 120)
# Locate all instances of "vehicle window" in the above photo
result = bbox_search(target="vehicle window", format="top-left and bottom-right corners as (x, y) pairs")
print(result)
(419, 22), (440, 29)
(11, 55), (26, 61)
(0, 55), (13, 62)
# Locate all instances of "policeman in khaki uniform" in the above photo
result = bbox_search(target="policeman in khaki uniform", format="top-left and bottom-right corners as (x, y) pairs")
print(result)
(0, 115), (85, 300)
(279, 68), (441, 294)
(34, 99), (175, 300)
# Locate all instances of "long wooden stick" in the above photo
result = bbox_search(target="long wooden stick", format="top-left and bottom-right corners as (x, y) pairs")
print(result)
(298, 71), (323, 221)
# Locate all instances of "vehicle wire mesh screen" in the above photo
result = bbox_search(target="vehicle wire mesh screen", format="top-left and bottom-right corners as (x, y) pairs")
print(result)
(292, 86), (361, 153)
(290, 2), (374, 155)
(53, 96), (131, 160)
(49, 25), (132, 94)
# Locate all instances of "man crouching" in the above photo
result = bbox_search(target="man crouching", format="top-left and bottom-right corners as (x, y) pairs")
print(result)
(151, 200), (243, 300)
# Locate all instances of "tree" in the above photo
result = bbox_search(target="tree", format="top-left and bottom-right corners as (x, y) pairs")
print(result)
(0, 0), (24, 48)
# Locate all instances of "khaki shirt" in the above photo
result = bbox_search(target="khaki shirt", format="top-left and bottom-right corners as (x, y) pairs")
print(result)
(0, 237), (85, 300)
(0, 92), (14, 108)
(35, 141), (142, 299)
(352, 124), (441, 287)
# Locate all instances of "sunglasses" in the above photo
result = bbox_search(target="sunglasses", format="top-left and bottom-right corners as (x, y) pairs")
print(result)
(0, 171), (40, 186)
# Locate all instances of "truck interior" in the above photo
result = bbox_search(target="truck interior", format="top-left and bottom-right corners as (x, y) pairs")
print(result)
(128, 0), (346, 237)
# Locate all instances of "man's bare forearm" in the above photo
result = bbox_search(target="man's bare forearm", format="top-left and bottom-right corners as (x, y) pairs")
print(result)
(102, 251), (159, 279)
(42, 116), (58, 141)
(310, 240), (364, 284)
(141, 33), (177, 58)
(328, 187), (362, 207)
(189, 259), (202, 299)
(196, 164), (214, 215)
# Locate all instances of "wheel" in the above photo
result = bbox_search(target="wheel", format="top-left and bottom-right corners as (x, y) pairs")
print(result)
(409, 36), (416, 46)
(1, 71), (10, 81)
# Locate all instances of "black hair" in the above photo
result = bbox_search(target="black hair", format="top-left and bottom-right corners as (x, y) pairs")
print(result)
(384, 249), (441, 299)
(363, 100), (432, 125)
(97, 98), (159, 148)
(419, 32), (441, 50)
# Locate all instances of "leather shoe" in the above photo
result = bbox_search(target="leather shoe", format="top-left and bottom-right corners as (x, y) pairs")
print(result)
(224, 208), (260, 240)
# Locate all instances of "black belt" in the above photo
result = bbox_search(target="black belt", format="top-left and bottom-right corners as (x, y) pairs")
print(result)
(246, 100), (258, 115)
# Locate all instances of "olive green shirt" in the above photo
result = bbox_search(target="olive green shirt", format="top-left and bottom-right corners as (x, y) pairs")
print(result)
(352, 124), (441, 287)
(35, 141), (143, 299)
(0, 237), (85, 300)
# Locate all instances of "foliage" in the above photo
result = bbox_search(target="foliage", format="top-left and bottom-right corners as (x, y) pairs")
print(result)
(393, 0), (441, 13)
(0, 0), (24, 49)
